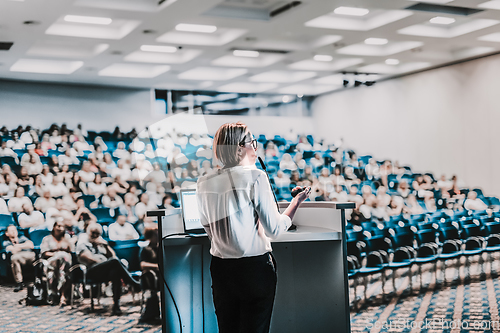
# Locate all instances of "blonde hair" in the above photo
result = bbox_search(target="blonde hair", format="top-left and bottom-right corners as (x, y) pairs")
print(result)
(213, 122), (249, 167)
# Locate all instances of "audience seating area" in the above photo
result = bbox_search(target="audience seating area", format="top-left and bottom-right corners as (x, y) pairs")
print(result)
(1, 123), (499, 313)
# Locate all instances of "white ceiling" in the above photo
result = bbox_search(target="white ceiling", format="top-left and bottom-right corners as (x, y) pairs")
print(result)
(1, 0), (500, 95)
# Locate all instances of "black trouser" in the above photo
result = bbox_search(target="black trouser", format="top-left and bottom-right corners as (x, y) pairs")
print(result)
(210, 253), (277, 333)
(86, 258), (138, 306)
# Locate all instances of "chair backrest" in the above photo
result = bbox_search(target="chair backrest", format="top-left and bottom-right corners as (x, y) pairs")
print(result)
(81, 195), (96, 208)
(90, 207), (116, 223)
(0, 214), (15, 231)
(365, 235), (392, 253)
(461, 224), (483, 239)
(391, 232), (414, 249)
(347, 240), (362, 261)
(416, 230), (437, 246)
(111, 242), (141, 272)
(486, 222), (500, 235)
(439, 227), (461, 242)
(346, 229), (364, 242)
(29, 229), (51, 248)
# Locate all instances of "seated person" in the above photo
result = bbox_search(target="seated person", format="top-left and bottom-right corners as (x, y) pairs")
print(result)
(40, 220), (74, 305)
(73, 197), (97, 232)
(2, 225), (35, 292)
(46, 175), (69, 198)
(108, 214), (140, 241)
(464, 191), (488, 211)
(8, 187), (33, 213)
(101, 186), (124, 209)
(118, 193), (139, 225)
(76, 223), (141, 315)
(34, 190), (57, 213)
(17, 203), (46, 230)
(139, 227), (161, 324)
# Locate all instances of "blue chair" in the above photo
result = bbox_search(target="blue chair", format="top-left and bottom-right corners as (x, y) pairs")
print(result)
(29, 229), (51, 252)
(0, 214), (16, 231)
(81, 195), (96, 208)
(91, 207), (116, 225)
(438, 225), (462, 284)
(415, 229), (440, 290)
(346, 240), (362, 310)
(358, 235), (391, 303)
(484, 221), (500, 277)
(460, 220), (486, 280)
(387, 227), (416, 294)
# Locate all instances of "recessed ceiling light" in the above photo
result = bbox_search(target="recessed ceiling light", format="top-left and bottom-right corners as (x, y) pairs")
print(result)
(282, 95), (292, 103)
(385, 58), (400, 65)
(478, 1), (500, 10)
(140, 45), (177, 53)
(64, 15), (112, 25)
(233, 50), (259, 57)
(313, 55), (333, 62)
(429, 16), (456, 25)
(334, 6), (370, 16)
(10, 59), (83, 74)
(175, 23), (217, 33)
(364, 38), (388, 45)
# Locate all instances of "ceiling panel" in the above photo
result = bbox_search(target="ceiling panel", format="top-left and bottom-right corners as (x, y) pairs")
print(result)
(0, 0), (499, 95)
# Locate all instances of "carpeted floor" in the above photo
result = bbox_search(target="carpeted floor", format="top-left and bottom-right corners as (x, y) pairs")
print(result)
(350, 252), (500, 332)
(0, 284), (161, 333)
(2, 253), (500, 332)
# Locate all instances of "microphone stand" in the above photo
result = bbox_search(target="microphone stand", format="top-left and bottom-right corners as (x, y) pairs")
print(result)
(257, 156), (280, 212)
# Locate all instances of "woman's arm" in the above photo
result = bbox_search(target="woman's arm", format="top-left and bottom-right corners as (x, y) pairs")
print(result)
(283, 186), (311, 221)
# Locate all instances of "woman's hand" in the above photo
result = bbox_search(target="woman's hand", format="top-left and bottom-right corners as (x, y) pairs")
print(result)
(291, 186), (311, 204)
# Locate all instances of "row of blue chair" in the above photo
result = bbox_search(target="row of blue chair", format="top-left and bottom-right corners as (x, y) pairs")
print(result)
(346, 210), (500, 309)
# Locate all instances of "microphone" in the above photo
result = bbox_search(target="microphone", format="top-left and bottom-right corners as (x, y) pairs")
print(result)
(258, 156), (280, 211)
(258, 156), (297, 231)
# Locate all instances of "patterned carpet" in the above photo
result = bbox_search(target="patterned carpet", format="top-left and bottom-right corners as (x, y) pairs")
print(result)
(350, 252), (500, 332)
(0, 285), (161, 333)
(2, 254), (500, 332)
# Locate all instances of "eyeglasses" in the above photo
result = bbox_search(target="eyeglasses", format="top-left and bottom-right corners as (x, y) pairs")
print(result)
(239, 138), (258, 150)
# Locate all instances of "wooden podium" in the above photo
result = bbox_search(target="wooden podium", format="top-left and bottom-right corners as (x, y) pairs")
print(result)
(148, 201), (354, 333)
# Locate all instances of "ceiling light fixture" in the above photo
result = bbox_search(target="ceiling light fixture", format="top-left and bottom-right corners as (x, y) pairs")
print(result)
(233, 50), (259, 57)
(313, 55), (333, 62)
(385, 58), (400, 65)
(64, 15), (112, 25)
(365, 38), (388, 45)
(282, 95), (291, 103)
(334, 6), (369, 16)
(429, 16), (456, 25)
(175, 23), (217, 33)
(140, 45), (177, 53)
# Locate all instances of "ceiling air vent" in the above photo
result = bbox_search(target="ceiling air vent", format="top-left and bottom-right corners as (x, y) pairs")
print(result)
(204, 0), (302, 21)
(0, 42), (13, 51)
(405, 3), (483, 16)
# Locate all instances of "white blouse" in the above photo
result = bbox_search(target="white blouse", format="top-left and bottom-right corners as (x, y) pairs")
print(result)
(197, 165), (291, 259)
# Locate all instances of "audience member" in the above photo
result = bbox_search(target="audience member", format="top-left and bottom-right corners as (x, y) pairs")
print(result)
(76, 223), (141, 315)
(108, 214), (140, 241)
(139, 227), (161, 324)
(46, 175), (69, 198)
(34, 190), (56, 213)
(3, 225), (35, 292)
(17, 203), (45, 230)
(8, 187), (33, 213)
(279, 153), (297, 171)
(101, 187), (123, 209)
(40, 220), (74, 305)
(464, 191), (488, 211)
